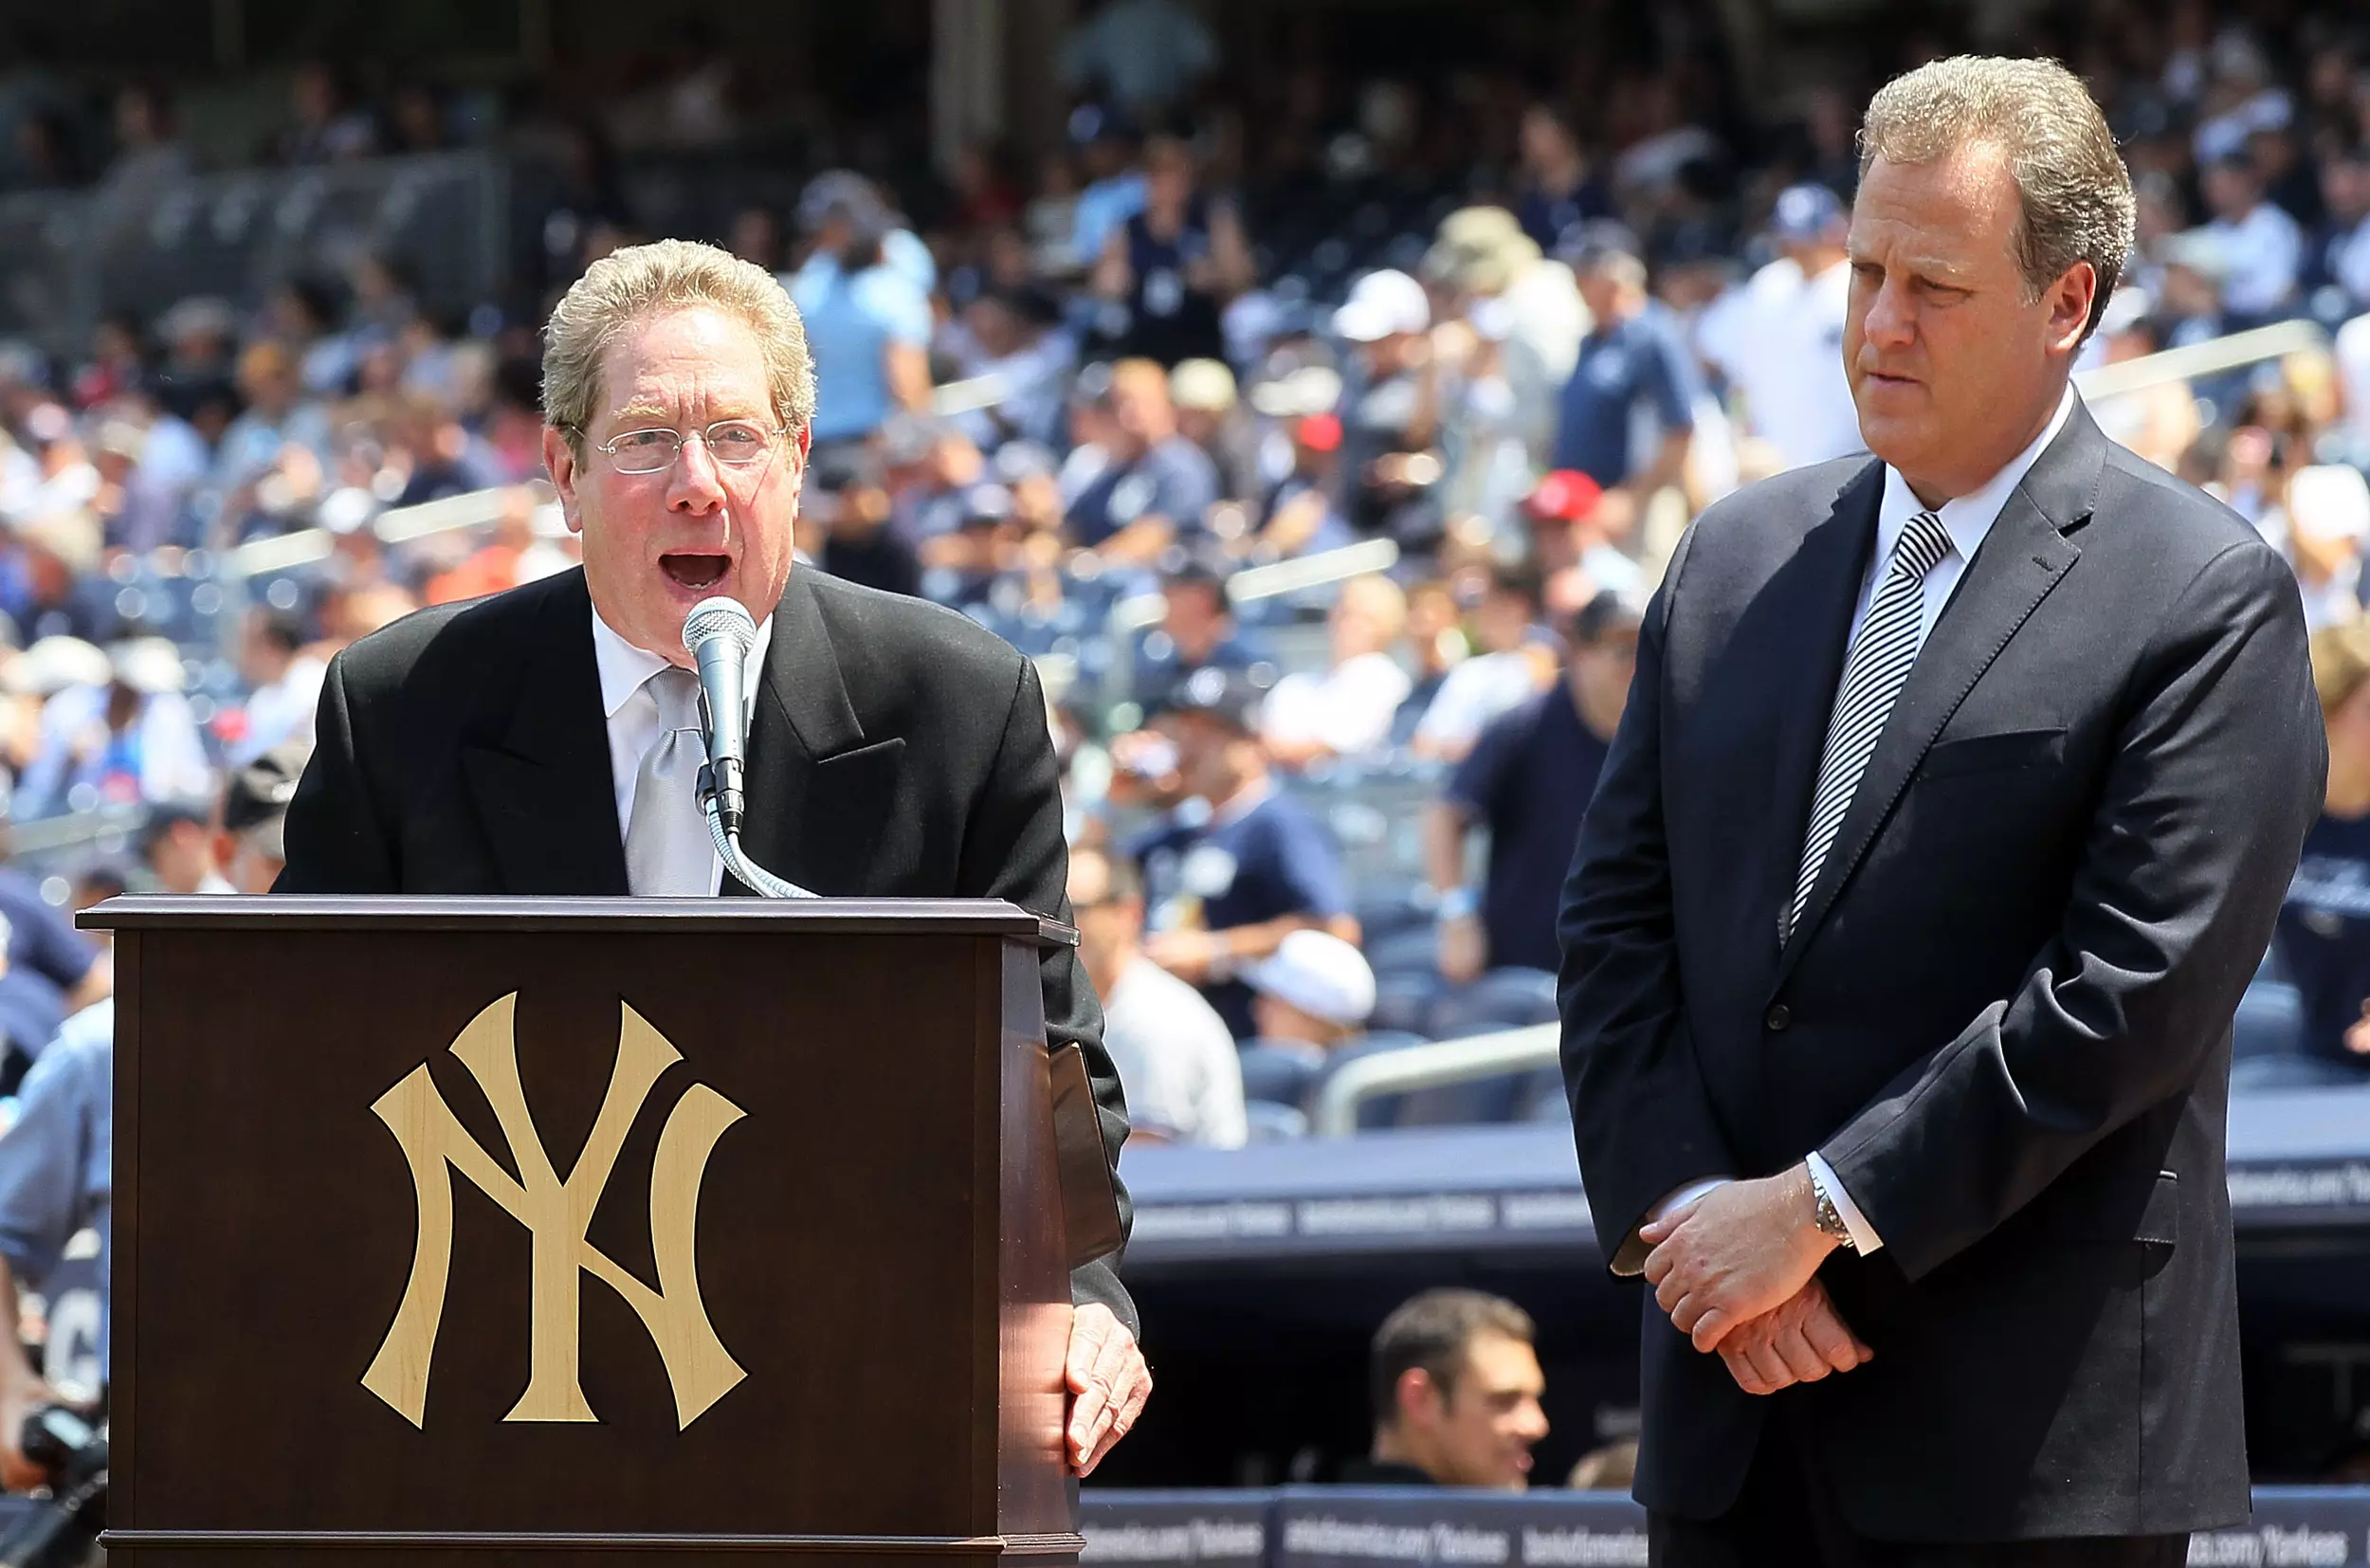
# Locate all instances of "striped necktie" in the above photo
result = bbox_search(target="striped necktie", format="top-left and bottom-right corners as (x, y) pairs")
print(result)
(1787, 509), (1955, 939)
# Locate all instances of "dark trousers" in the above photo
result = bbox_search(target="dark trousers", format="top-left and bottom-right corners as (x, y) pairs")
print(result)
(1648, 1400), (2186, 1568)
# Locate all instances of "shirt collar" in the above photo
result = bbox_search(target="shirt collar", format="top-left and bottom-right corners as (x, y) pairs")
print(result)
(1876, 384), (2077, 572)
(590, 595), (775, 722)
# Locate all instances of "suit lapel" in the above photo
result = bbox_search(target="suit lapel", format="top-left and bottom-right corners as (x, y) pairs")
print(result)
(728, 570), (903, 897)
(1772, 401), (2107, 988)
(1758, 462), (1886, 950)
(459, 570), (630, 895)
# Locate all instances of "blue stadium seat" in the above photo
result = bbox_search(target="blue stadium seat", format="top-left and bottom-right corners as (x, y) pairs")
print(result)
(2233, 980), (2305, 1061)
(1237, 1043), (1322, 1107)
(1309, 1030), (1447, 1129)
(1427, 967), (1559, 1039)
(1353, 881), (1432, 944)
(1243, 1101), (1309, 1142)
(1369, 971), (1442, 1037)
(1361, 926), (1440, 979)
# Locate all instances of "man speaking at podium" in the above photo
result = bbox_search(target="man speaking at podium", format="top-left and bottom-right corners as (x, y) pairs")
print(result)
(276, 239), (1148, 1475)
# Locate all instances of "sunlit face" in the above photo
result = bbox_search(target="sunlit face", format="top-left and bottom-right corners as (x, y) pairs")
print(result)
(544, 307), (810, 666)
(1844, 147), (2092, 501)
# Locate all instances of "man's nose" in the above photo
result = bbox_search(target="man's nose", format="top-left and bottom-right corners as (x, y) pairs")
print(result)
(666, 434), (729, 512)
(1861, 275), (1917, 348)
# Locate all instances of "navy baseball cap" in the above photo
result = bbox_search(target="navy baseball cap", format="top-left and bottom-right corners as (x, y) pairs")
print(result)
(1769, 183), (1847, 243)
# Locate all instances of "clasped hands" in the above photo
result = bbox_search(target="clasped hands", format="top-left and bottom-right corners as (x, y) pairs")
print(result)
(1638, 1165), (1873, 1397)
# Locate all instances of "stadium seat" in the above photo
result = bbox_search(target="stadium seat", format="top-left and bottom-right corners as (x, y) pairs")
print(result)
(1368, 970), (1442, 1037)
(1242, 1101), (1309, 1142)
(1308, 1030), (1450, 1129)
(1361, 926), (1440, 979)
(2233, 981), (2305, 1061)
(1237, 1043), (1322, 1107)
(1426, 966), (1559, 1039)
(1352, 881), (1432, 943)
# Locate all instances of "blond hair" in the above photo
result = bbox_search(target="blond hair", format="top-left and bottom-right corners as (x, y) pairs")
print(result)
(541, 238), (817, 457)
(1859, 55), (2135, 344)
(2310, 620), (2370, 716)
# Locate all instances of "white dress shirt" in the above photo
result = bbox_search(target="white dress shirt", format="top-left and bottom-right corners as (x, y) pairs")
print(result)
(1625, 386), (2080, 1270)
(590, 602), (774, 897)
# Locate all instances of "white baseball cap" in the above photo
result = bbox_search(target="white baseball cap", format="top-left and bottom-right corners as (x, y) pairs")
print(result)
(1244, 929), (1377, 1027)
(1332, 269), (1431, 343)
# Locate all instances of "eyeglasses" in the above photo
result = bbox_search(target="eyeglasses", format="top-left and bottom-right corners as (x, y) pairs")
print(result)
(575, 419), (790, 475)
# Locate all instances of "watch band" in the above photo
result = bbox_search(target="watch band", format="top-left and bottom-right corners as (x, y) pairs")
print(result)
(1808, 1163), (1858, 1252)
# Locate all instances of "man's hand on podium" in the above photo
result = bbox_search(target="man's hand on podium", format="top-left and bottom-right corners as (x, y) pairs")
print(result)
(1066, 1304), (1151, 1477)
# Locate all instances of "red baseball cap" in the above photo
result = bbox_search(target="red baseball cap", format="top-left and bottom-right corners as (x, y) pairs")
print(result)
(1295, 412), (1343, 453)
(1524, 469), (1604, 523)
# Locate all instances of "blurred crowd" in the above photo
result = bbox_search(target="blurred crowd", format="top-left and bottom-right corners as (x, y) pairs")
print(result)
(0, 0), (2367, 1131)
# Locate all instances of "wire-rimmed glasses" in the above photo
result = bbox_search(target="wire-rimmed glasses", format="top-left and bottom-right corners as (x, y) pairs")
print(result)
(575, 419), (790, 475)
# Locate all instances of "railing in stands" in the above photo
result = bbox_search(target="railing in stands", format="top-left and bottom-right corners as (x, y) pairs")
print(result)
(1311, 1022), (1558, 1138)
(2072, 317), (2327, 401)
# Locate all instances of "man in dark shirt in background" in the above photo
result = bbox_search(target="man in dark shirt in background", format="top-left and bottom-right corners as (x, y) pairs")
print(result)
(1125, 556), (1269, 712)
(1342, 1288), (1549, 1489)
(1552, 228), (1696, 536)
(1064, 357), (1220, 562)
(1424, 590), (1640, 984)
(1124, 670), (1358, 1038)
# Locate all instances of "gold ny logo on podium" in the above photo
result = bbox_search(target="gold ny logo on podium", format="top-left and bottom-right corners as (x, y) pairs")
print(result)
(362, 993), (747, 1431)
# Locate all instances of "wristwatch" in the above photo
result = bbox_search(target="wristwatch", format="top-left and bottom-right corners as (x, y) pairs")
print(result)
(1806, 1162), (1859, 1253)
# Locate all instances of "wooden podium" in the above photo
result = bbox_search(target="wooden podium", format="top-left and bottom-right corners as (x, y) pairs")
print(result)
(82, 896), (1120, 1568)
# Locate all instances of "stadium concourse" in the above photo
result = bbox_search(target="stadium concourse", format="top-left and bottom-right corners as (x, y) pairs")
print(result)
(0, 0), (2367, 1505)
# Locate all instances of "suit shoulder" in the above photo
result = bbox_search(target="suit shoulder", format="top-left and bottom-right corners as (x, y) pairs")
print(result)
(2092, 445), (2277, 569)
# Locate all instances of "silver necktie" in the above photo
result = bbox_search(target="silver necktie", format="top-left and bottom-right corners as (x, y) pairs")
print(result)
(624, 666), (712, 897)
(1787, 510), (1954, 939)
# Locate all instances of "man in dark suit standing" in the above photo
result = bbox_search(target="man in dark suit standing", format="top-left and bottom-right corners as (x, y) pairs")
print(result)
(1558, 58), (2324, 1564)
(276, 238), (1150, 1477)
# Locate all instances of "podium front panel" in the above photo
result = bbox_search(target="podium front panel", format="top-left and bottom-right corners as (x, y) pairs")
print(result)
(95, 901), (1079, 1562)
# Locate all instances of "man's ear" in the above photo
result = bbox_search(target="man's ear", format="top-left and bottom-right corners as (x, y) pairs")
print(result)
(2047, 261), (2097, 357)
(1396, 1366), (1444, 1428)
(543, 425), (586, 534)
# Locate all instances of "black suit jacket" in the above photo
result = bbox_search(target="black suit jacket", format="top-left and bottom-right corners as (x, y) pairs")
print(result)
(1558, 401), (2323, 1541)
(277, 565), (1136, 1334)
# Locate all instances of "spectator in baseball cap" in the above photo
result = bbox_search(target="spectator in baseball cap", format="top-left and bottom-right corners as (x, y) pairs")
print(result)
(139, 799), (230, 896)
(1522, 469), (1645, 612)
(1334, 270), (1448, 547)
(1426, 588), (1642, 984)
(1257, 410), (1355, 558)
(1241, 928), (1378, 1058)
(1552, 224), (1699, 512)
(1126, 555), (1270, 710)
(220, 739), (311, 893)
(1125, 666), (1360, 1039)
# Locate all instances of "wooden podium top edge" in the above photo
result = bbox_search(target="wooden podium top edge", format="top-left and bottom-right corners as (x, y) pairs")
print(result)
(79, 895), (1079, 946)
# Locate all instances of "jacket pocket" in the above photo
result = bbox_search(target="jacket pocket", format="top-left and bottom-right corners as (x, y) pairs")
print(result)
(1918, 726), (2067, 781)
(2025, 1168), (2180, 1245)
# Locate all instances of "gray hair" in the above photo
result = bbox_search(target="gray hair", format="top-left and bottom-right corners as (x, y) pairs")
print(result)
(1859, 55), (2136, 344)
(542, 238), (818, 456)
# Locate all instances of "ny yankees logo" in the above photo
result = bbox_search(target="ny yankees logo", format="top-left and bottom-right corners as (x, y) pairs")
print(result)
(362, 993), (747, 1430)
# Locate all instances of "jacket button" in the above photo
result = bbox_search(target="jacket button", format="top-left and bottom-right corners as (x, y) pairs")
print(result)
(1765, 1004), (1792, 1032)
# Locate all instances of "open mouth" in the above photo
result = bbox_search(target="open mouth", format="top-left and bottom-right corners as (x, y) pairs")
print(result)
(660, 553), (731, 591)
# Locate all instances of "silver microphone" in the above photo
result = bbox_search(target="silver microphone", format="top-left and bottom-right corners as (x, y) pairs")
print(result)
(682, 596), (757, 836)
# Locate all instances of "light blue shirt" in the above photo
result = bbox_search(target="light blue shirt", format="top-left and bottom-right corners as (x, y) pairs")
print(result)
(790, 263), (935, 444)
(1072, 173), (1149, 266)
(0, 1000), (111, 1365)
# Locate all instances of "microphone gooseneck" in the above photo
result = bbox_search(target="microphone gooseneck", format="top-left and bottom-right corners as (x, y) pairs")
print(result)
(682, 596), (757, 838)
